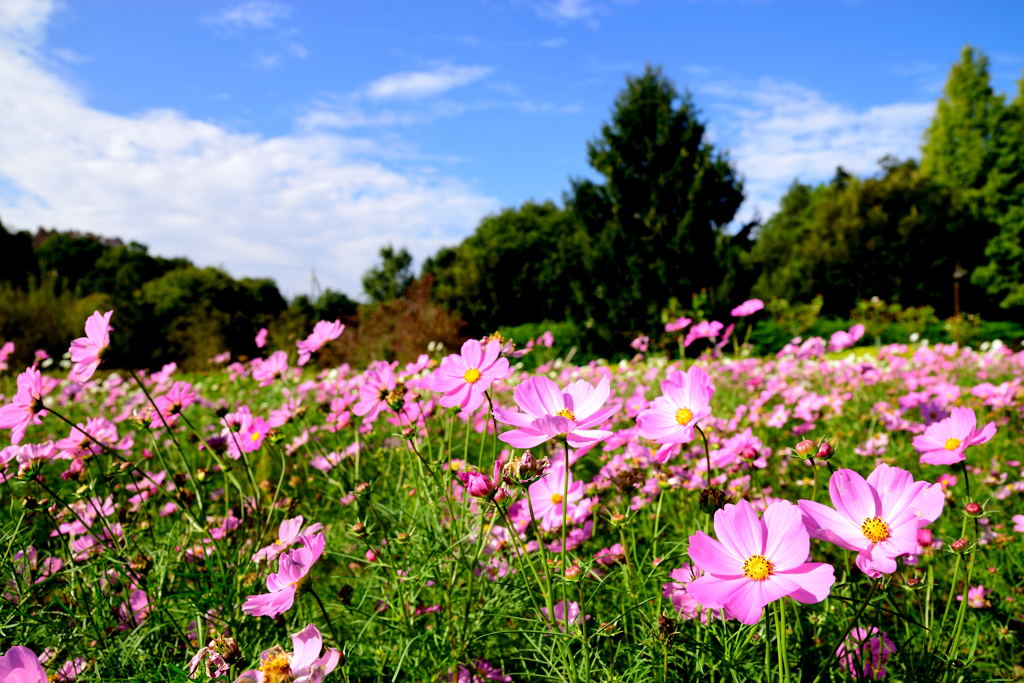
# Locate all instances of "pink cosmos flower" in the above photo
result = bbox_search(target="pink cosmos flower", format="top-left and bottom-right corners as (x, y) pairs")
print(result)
(828, 324), (865, 352)
(233, 623), (340, 683)
(730, 299), (764, 317)
(509, 462), (592, 532)
(68, 310), (113, 383)
(661, 564), (707, 620)
(798, 464), (945, 577)
(540, 600), (588, 632)
(150, 381), (198, 428)
(0, 367), (50, 445)
(296, 320), (345, 366)
(836, 627), (896, 680)
(636, 366), (714, 445)
(0, 341), (14, 373)
(630, 335), (649, 352)
(252, 351), (289, 387)
(255, 328), (268, 349)
(495, 375), (618, 449)
(0, 646), (47, 683)
(352, 361), (398, 423)
(252, 516), (324, 563)
(912, 406), (996, 465)
(243, 533), (325, 618)
(958, 584), (991, 608)
(683, 320), (724, 348)
(431, 339), (509, 414)
(1013, 514), (1024, 533)
(665, 317), (692, 333)
(686, 499), (835, 625)
(449, 659), (512, 683)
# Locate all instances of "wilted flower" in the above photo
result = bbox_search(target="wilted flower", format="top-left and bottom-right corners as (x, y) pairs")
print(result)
(836, 627), (895, 680)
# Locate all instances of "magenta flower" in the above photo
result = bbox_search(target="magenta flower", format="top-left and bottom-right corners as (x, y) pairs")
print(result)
(511, 462), (592, 532)
(1013, 514), (1024, 533)
(540, 600), (588, 632)
(252, 351), (289, 387)
(252, 515), (324, 563)
(636, 366), (714, 444)
(0, 367), (50, 445)
(68, 310), (113, 383)
(836, 627), (896, 680)
(683, 320), (724, 348)
(431, 339), (509, 414)
(255, 328), (268, 349)
(662, 564), (706, 620)
(233, 623), (340, 683)
(912, 406), (996, 465)
(296, 320), (345, 366)
(243, 533), (325, 618)
(730, 299), (764, 317)
(828, 323), (865, 352)
(958, 584), (991, 608)
(352, 361), (398, 423)
(665, 316), (692, 333)
(798, 464), (945, 577)
(686, 499), (835, 625)
(0, 646), (47, 683)
(150, 381), (198, 428)
(495, 375), (618, 449)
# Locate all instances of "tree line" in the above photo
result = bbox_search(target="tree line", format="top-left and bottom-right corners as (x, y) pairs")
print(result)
(1, 46), (1021, 368)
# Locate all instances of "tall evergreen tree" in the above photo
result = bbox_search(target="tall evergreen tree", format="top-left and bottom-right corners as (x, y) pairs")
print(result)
(570, 65), (743, 341)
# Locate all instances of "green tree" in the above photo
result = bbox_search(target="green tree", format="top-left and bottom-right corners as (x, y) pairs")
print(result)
(423, 201), (586, 334)
(570, 65), (744, 342)
(972, 73), (1024, 310)
(362, 245), (414, 304)
(751, 159), (969, 315)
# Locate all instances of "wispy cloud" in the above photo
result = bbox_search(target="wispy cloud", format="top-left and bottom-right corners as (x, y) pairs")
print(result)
(0, 4), (498, 297)
(203, 1), (292, 29)
(693, 76), (934, 222)
(366, 65), (495, 100)
(51, 47), (92, 64)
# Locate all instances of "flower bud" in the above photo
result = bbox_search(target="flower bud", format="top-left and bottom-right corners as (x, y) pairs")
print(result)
(365, 549), (378, 563)
(950, 537), (969, 552)
(964, 502), (982, 517)
(916, 528), (933, 548)
(564, 565), (580, 581)
(351, 522), (366, 537)
(740, 446), (759, 462)
(794, 439), (816, 456)
(814, 442), (834, 460)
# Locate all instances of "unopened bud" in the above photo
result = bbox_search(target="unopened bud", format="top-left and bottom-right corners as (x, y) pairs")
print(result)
(950, 537), (969, 552)
(351, 522), (366, 537)
(564, 565), (580, 580)
(795, 440), (816, 457)
(964, 502), (982, 516)
(814, 442), (834, 460)
(740, 446), (759, 462)
(355, 482), (370, 494)
(365, 549), (378, 563)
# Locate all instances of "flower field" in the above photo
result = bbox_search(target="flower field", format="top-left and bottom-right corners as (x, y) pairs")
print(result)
(1, 311), (1023, 682)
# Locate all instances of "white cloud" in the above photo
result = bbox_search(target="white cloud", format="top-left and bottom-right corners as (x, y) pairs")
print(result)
(51, 47), (91, 64)
(696, 77), (935, 223)
(0, 5), (499, 297)
(366, 64), (494, 100)
(203, 1), (291, 29)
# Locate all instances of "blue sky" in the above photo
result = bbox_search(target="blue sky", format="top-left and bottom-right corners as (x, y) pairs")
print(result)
(1, 0), (1022, 298)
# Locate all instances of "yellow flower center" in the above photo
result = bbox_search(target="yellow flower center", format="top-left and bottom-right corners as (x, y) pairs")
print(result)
(861, 516), (890, 543)
(259, 648), (293, 682)
(742, 554), (774, 581)
(250, 431), (262, 442)
(675, 407), (693, 425)
(556, 408), (576, 421)
(944, 437), (962, 451)
(463, 367), (482, 384)
(550, 493), (564, 505)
